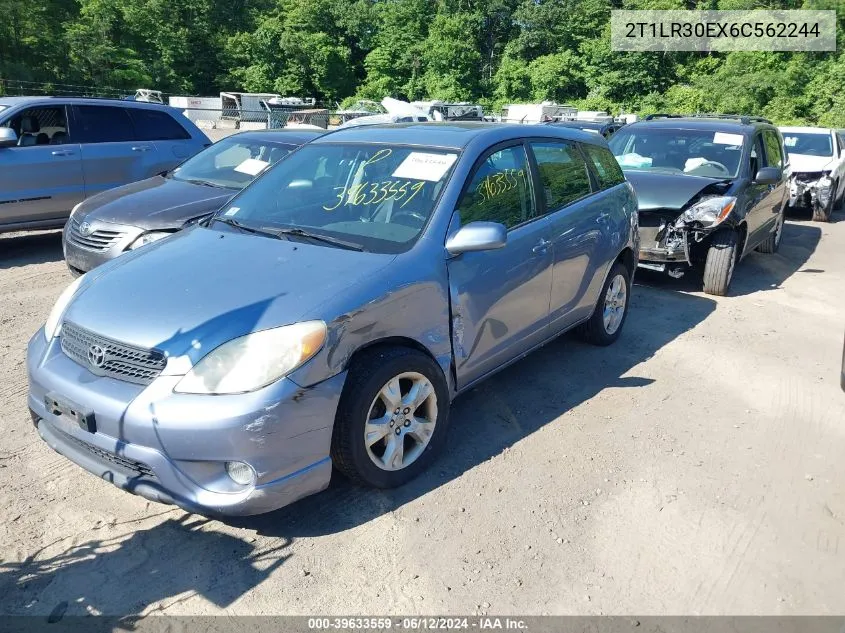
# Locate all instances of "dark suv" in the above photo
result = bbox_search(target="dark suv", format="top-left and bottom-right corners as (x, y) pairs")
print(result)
(608, 115), (788, 296)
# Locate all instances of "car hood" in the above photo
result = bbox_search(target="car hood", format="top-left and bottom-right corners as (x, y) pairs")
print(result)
(624, 170), (729, 211)
(63, 227), (396, 363)
(787, 154), (837, 174)
(76, 176), (236, 230)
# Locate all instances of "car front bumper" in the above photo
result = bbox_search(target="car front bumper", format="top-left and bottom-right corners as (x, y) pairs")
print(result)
(63, 219), (144, 275)
(27, 330), (345, 516)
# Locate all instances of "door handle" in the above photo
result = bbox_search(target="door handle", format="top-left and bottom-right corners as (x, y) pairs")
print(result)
(532, 238), (551, 254)
(131, 145), (152, 152)
(51, 150), (74, 157)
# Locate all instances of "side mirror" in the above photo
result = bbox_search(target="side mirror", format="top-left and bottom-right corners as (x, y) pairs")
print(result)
(754, 167), (782, 186)
(0, 128), (18, 148)
(445, 221), (507, 255)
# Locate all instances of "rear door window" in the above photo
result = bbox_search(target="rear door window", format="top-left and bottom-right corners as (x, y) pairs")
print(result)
(128, 108), (191, 141)
(529, 141), (593, 211)
(73, 106), (135, 143)
(583, 144), (625, 190)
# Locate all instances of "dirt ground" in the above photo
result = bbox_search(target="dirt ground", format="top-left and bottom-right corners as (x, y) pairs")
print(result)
(0, 212), (843, 617)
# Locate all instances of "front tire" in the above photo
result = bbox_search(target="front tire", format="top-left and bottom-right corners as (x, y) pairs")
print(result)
(580, 261), (631, 346)
(331, 347), (450, 488)
(702, 229), (738, 296)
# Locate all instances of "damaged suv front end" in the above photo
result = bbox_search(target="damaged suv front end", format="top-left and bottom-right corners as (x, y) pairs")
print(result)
(609, 116), (787, 295)
(779, 127), (844, 222)
(632, 175), (737, 277)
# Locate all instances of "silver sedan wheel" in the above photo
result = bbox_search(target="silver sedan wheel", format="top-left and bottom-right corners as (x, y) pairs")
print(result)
(602, 274), (627, 335)
(364, 372), (438, 472)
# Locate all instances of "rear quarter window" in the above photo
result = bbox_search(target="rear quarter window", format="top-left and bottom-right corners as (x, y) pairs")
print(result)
(583, 144), (625, 189)
(128, 108), (191, 141)
(74, 106), (135, 143)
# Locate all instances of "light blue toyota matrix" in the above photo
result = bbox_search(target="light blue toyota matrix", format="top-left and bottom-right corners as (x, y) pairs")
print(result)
(27, 123), (639, 516)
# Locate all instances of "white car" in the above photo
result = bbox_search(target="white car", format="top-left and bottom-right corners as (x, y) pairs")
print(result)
(780, 126), (845, 221)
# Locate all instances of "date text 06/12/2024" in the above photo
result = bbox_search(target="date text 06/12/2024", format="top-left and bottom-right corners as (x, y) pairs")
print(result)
(307, 617), (528, 630)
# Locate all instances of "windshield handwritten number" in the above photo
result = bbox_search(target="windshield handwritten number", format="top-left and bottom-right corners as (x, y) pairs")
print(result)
(361, 148), (393, 167)
(400, 181), (426, 208)
(323, 187), (346, 212)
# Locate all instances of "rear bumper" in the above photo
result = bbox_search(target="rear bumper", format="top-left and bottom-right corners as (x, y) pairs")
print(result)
(27, 330), (345, 516)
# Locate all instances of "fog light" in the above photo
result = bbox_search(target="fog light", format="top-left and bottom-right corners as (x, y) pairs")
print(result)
(225, 461), (256, 486)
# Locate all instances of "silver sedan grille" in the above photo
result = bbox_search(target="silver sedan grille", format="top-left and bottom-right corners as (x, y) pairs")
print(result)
(67, 219), (126, 252)
(60, 322), (167, 385)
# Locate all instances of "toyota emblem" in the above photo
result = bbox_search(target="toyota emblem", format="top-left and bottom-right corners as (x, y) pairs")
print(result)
(87, 344), (107, 368)
(79, 222), (92, 236)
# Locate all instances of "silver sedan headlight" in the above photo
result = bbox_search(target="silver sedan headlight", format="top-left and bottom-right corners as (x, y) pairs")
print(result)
(128, 231), (173, 250)
(174, 321), (327, 395)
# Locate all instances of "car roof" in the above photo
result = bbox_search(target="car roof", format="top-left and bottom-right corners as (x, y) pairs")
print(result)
(0, 95), (181, 111)
(551, 121), (611, 130)
(624, 117), (771, 133)
(311, 121), (607, 150)
(226, 129), (324, 145)
(779, 126), (833, 135)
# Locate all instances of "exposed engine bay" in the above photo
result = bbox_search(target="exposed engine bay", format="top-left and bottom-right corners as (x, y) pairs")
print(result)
(638, 180), (734, 276)
(787, 171), (834, 211)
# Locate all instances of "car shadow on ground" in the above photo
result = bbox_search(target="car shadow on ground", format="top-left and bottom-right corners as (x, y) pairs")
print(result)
(0, 285), (716, 618)
(0, 230), (64, 269)
(634, 220), (822, 297)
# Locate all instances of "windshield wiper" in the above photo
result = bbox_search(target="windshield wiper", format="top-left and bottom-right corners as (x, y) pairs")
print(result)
(261, 227), (365, 251)
(211, 216), (283, 239)
(183, 178), (232, 190)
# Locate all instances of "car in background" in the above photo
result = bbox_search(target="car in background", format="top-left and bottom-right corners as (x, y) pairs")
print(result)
(609, 114), (787, 296)
(779, 126), (845, 222)
(28, 123), (638, 516)
(546, 120), (624, 139)
(63, 129), (322, 275)
(0, 97), (209, 234)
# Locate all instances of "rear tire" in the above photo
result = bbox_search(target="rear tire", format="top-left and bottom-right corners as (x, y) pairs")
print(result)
(331, 347), (450, 489)
(580, 262), (631, 346)
(702, 230), (738, 296)
(756, 210), (783, 254)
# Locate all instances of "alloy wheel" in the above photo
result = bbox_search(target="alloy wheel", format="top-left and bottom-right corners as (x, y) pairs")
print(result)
(364, 372), (438, 471)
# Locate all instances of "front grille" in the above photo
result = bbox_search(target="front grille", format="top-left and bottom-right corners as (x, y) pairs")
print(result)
(67, 219), (126, 252)
(61, 322), (167, 385)
(63, 431), (155, 478)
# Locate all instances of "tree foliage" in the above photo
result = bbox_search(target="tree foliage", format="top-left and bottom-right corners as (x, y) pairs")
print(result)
(0, 0), (843, 125)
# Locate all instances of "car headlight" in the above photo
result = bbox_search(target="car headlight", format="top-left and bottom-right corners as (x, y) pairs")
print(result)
(677, 196), (737, 228)
(174, 321), (327, 395)
(128, 231), (172, 250)
(44, 274), (86, 341)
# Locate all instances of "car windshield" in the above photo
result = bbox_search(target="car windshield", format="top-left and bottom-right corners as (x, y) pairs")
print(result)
(609, 127), (743, 178)
(169, 136), (299, 189)
(0, 105), (7, 114)
(214, 143), (459, 254)
(782, 132), (833, 157)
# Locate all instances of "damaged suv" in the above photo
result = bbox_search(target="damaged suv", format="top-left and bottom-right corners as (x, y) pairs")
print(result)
(609, 115), (787, 296)
(779, 127), (845, 222)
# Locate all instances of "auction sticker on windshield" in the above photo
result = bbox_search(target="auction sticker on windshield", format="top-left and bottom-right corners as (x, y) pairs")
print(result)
(713, 132), (744, 146)
(234, 158), (270, 176)
(392, 152), (458, 182)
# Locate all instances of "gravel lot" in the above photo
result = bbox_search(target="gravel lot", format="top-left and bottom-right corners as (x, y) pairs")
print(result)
(0, 213), (843, 617)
